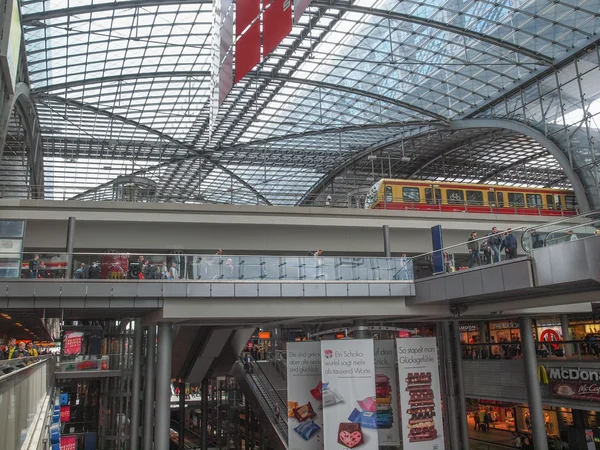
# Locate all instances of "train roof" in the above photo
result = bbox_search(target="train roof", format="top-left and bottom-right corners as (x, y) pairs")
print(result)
(376, 179), (574, 193)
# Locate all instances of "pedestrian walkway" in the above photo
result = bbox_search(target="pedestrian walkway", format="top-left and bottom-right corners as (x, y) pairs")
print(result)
(469, 426), (516, 448)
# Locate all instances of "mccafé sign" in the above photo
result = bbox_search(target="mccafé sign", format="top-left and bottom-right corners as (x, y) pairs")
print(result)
(539, 365), (600, 402)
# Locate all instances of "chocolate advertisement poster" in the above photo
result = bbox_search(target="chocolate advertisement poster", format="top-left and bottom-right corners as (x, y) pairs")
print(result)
(287, 342), (324, 450)
(321, 339), (379, 450)
(396, 337), (445, 450)
(374, 340), (401, 446)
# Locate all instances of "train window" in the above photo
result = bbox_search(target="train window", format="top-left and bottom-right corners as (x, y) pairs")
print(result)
(402, 187), (420, 203)
(526, 194), (543, 209)
(425, 188), (441, 205)
(385, 186), (393, 203)
(546, 195), (555, 210)
(508, 193), (525, 207)
(565, 195), (576, 210)
(497, 192), (504, 207)
(487, 191), (496, 207)
(466, 190), (484, 205)
(446, 189), (464, 205)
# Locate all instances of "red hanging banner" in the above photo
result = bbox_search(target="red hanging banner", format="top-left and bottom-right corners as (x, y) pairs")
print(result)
(263, 0), (292, 58)
(63, 331), (83, 356)
(236, 0), (260, 37)
(60, 435), (77, 450)
(235, 22), (261, 83)
(60, 406), (71, 422)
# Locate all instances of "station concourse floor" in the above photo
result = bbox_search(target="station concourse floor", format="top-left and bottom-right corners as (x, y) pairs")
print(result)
(469, 426), (517, 448)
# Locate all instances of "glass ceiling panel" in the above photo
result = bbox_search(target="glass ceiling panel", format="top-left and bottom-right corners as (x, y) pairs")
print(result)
(19, 0), (595, 203)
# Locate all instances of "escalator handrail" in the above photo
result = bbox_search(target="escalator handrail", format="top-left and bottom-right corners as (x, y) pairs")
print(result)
(238, 359), (289, 440)
(248, 357), (286, 408)
(520, 209), (600, 252)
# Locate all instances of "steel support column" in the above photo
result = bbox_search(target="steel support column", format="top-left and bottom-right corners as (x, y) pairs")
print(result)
(244, 401), (250, 450)
(202, 378), (208, 450)
(442, 321), (461, 450)
(452, 322), (470, 450)
(353, 320), (371, 339)
(154, 322), (173, 450)
(382, 225), (391, 258)
(178, 382), (186, 450)
(560, 314), (572, 357)
(519, 316), (548, 450)
(65, 217), (76, 278)
(130, 319), (143, 450)
(143, 325), (156, 450)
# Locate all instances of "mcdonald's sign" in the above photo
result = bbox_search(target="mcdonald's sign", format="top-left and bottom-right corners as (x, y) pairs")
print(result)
(538, 365), (549, 384)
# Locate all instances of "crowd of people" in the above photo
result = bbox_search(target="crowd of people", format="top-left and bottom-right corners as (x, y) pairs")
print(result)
(0, 338), (43, 359)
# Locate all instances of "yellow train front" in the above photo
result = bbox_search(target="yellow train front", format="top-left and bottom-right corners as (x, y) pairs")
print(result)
(364, 179), (577, 216)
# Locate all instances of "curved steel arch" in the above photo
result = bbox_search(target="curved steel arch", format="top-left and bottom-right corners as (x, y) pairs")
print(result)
(449, 119), (590, 212)
(0, 82), (44, 193)
(37, 94), (272, 205)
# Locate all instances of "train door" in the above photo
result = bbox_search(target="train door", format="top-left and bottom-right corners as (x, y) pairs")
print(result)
(425, 186), (442, 210)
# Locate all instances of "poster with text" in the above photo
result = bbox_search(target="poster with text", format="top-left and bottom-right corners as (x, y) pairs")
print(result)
(287, 342), (324, 450)
(396, 337), (445, 450)
(374, 340), (401, 446)
(63, 331), (83, 355)
(321, 339), (378, 450)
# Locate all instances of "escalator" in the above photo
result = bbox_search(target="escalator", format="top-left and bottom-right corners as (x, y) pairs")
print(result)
(232, 358), (288, 450)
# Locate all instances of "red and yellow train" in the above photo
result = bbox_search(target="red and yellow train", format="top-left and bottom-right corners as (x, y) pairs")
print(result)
(365, 179), (577, 216)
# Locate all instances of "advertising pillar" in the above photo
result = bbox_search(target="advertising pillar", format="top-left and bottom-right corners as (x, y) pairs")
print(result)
(396, 337), (445, 449)
(321, 339), (378, 450)
(374, 340), (401, 446)
(287, 341), (324, 450)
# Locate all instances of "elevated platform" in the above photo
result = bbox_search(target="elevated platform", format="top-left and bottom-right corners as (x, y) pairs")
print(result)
(0, 199), (581, 254)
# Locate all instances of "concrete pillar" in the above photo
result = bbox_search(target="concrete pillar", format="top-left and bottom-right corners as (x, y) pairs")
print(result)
(442, 322), (461, 450)
(65, 217), (76, 278)
(130, 319), (142, 450)
(452, 322), (470, 450)
(479, 321), (488, 359)
(154, 322), (173, 450)
(202, 378), (209, 450)
(178, 382), (186, 450)
(143, 325), (156, 450)
(519, 316), (548, 450)
(353, 320), (371, 339)
(560, 314), (573, 357)
(382, 225), (391, 258)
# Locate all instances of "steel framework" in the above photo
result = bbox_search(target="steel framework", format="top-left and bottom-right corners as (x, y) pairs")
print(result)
(0, 0), (598, 208)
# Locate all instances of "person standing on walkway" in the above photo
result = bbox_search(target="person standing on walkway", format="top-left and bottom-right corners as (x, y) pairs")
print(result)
(568, 229), (578, 241)
(487, 227), (503, 263)
(468, 232), (481, 268)
(500, 228), (518, 259)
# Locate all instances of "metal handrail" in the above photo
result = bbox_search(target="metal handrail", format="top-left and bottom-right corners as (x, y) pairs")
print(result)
(238, 358), (288, 442)
(520, 209), (600, 252)
(0, 355), (53, 383)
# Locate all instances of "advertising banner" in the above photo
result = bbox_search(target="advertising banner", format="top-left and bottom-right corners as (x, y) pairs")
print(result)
(263, 0), (293, 58)
(287, 342), (324, 450)
(63, 331), (83, 355)
(551, 380), (600, 401)
(60, 406), (71, 423)
(374, 341), (401, 446)
(396, 337), (445, 449)
(321, 339), (378, 450)
(60, 435), (77, 450)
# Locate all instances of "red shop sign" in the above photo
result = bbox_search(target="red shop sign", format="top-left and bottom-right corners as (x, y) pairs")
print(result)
(63, 331), (83, 355)
(552, 380), (600, 402)
(60, 405), (71, 422)
(60, 435), (77, 450)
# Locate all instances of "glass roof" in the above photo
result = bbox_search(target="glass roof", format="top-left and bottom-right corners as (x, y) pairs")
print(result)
(19, 0), (600, 203)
